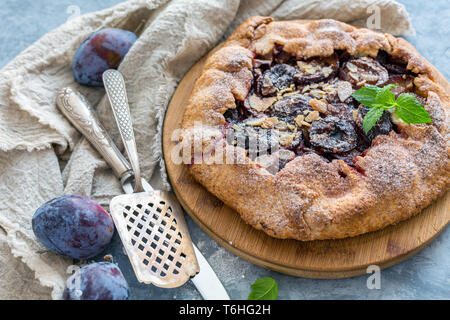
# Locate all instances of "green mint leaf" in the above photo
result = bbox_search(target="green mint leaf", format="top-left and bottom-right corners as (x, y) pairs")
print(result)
(248, 277), (278, 300)
(375, 84), (396, 108)
(352, 85), (381, 107)
(395, 93), (432, 124)
(356, 85), (432, 129)
(362, 107), (385, 134)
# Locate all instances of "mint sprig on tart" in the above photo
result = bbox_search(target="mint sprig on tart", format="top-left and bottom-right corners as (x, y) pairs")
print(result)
(352, 84), (432, 133)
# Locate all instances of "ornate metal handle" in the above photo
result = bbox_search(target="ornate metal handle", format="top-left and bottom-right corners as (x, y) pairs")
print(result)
(56, 87), (133, 185)
(103, 69), (144, 193)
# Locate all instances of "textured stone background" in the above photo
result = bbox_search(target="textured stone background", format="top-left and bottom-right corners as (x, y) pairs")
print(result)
(0, 0), (448, 299)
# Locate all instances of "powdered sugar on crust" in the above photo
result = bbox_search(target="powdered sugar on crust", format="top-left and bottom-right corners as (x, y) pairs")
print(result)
(182, 17), (450, 241)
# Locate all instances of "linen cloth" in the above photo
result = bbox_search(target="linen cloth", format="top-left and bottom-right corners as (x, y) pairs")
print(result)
(0, 0), (414, 299)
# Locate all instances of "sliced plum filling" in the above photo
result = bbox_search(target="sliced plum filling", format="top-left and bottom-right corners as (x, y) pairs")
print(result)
(223, 48), (416, 172)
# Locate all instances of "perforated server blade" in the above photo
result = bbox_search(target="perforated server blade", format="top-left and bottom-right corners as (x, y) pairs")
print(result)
(103, 69), (199, 288)
(109, 188), (199, 287)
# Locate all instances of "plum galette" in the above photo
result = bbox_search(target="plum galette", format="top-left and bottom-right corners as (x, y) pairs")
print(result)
(181, 17), (449, 241)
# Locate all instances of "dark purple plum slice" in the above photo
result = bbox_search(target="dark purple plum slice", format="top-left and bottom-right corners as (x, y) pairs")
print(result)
(326, 102), (356, 121)
(339, 57), (388, 87)
(295, 54), (339, 85)
(310, 116), (357, 153)
(266, 94), (312, 122)
(257, 64), (297, 96)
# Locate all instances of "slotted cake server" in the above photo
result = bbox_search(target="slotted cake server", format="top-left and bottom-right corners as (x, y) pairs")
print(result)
(103, 69), (201, 288)
(56, 84), (230, 300)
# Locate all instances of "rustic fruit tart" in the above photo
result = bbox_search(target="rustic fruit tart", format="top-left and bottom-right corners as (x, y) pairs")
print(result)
(181, 17), (449, 241)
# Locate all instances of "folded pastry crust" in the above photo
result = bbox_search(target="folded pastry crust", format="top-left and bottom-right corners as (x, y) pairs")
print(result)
(181, 17), (450, 240)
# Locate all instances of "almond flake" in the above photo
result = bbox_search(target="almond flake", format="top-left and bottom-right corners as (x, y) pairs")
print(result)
(277, 84), (295, 95)
(301, 121), (311, 127)
(274, 121), (288, 131)
(309, 99), (328, 113)
(322, 83), (337, 94)
(261, 117), (279, 129)
(248, 94), (277, 112)
(390, 112), (405, 126)
(352, 109), (359, 122)
(297, 61), (319, 75)
(286, 124), (297, 131)
(349, 72), (359, 81)
(356, 80), (367, 86)
(322, 66), (333, 77)
(361, 73), (379, 82)
(295, 115), (305, 126)
(295, 115), (311, 127)
(305, 110), (320, 122)
(346, 62), (358, 73)
(337, 81), (353, 102)
(245, 118), (265, 127)
(309, 89), (326, 99)
(283, 90), (301, 97)
(279, 133), (296, 146)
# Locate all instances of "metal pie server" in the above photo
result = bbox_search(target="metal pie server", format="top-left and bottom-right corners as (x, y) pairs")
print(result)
(56, 86), (230, 300)
(103, 69), (200, 290)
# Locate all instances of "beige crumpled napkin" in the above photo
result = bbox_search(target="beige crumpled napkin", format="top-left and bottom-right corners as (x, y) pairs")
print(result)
(0, 0), (414, 299)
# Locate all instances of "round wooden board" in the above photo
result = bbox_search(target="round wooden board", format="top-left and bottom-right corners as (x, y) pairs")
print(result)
(162, 50), (450, 279)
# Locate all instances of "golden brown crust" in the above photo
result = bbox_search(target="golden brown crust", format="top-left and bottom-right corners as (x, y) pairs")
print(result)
(181, 17), (450, 240)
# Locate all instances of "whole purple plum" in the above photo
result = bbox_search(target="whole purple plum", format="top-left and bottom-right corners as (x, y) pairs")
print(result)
(63, 262), (129, 300)
(32, 195), (114, 259)
(72, 28), (137, 86)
